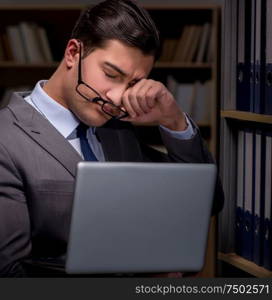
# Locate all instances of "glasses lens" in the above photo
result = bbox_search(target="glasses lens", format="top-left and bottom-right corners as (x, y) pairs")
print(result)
(103, 102), (124, 117)
(77, 83), (128, 118)
(77, 83), (94, 101)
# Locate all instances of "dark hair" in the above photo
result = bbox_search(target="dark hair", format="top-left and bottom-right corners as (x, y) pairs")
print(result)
(71, 0), (160, 60)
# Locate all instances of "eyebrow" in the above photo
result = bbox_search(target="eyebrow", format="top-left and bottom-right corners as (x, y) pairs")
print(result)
(103, 61), (144, 84)
(104, 62), (128, 77)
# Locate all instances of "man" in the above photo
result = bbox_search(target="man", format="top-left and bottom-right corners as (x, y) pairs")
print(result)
(0, 0), (224, 277)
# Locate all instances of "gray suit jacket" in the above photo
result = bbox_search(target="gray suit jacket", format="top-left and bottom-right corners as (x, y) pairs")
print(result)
(0, 92), (224, 276)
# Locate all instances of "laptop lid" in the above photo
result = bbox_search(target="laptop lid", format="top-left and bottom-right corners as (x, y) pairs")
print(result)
(66, 162), (216, 274)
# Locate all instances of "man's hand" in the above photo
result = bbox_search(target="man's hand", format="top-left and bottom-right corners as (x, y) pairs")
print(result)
(121, 79), (187, 131)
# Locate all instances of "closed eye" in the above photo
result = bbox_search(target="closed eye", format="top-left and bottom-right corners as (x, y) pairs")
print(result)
(104, 72), (118, 79)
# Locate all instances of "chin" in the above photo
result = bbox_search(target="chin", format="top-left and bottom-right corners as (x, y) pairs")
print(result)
(76, 104), (110, 127)
(85, 111), (110, 127)
(91, 119), (109, 127)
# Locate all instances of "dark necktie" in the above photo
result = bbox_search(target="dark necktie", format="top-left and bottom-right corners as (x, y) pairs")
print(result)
(76, 123), (98, 161)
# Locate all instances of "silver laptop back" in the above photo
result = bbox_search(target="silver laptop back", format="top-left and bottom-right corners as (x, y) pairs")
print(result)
(66, 162), (216, 274)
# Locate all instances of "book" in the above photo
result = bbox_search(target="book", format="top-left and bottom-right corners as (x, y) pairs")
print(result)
(172, 25), (189, 62)
(19, 22), (45, 63)
(6, 25), (27, 63)
(167, 75), (194, 115)
(181, 25), (197, 62)
(191, 80), (211, 124)
(186, 25), (203, 63)
(34, 25), (53, 62)
(159, 38), (178, 62)
(195, 23), (211, 63)
(1, 32), (13, 61)
(0, 34), (5, 61)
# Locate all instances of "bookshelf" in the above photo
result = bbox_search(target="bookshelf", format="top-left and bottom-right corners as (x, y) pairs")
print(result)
(218, 0), (272, 277)
(0, 3), (221, 277)
(146, 5), (220, 156)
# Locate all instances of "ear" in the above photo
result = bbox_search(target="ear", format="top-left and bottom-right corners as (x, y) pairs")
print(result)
(64, 39), (80, 69)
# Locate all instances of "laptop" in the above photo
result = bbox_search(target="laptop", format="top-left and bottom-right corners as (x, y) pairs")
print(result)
(65, 162), (216, 274)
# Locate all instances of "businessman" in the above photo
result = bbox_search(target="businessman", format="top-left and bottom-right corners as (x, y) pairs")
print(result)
(0, 0), (224, 277)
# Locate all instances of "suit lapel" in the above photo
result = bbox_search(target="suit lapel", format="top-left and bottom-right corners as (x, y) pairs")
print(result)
(8, 92), (82, 177)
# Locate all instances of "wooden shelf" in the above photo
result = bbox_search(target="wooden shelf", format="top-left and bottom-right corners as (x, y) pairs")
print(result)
(221, 110), (272, 124)
(218, 252), (272, 278)
(155, 62), (212, 69)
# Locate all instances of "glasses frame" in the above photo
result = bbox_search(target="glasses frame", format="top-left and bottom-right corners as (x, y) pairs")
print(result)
(75, 41), (129, 120)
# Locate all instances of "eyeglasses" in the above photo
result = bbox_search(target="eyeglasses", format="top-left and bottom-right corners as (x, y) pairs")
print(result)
(75, 41), (129, 120)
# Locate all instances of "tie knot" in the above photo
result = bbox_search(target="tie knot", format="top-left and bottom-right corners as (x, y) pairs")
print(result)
(76, 122), (89, 138)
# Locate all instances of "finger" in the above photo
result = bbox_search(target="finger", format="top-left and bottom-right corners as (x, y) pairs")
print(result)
(129, 79), (157, 114)
(127, 86), (146, 116)
(122, 90), (138, 118)
(145, 85), (158, 108)
(135, 83), (154, 113)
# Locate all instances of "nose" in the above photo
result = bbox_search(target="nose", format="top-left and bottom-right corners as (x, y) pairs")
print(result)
(105, 86), (126, 107)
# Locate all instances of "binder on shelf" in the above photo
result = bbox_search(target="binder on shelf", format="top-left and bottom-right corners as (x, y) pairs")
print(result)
(236, 0), (251, 111)
(249, 0), (256, 113)
(235, 130), (245, 256)
(253, 0), (262, 113)
(262, 133), (272, 270)
(241, 129), (254, 261)
(264, 0), (272, 115)
(252, 130), (263, 265)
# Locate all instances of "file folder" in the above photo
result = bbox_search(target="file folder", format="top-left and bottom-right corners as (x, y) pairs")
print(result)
(253, 0), (263, 113)
(263, 134), (272, 269)
(241, 129), (254, 260)
(264, 0), (272, 115)
(252, 130), (263, 265)
(235, 130), (245, 256)
(249, 0), (256, 113)
(236, 0), (251, 111)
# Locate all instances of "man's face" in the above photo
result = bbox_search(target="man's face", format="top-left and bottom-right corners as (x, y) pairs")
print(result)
(66, 39), (154, 127)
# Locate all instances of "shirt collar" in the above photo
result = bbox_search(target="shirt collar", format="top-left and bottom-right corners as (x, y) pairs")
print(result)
(30, 80), (79, 138)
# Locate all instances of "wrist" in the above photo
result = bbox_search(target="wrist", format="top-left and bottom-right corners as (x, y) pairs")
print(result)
(160, 113), (188, 131)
